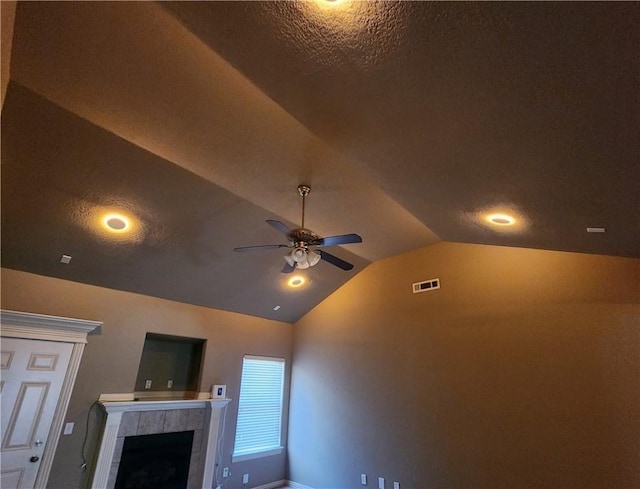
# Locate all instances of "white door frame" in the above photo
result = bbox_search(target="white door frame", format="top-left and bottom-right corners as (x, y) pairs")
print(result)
(1, 309), (101, 489)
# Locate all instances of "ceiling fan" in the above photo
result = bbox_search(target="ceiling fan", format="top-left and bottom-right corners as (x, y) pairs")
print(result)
(233, 185), (363, 273)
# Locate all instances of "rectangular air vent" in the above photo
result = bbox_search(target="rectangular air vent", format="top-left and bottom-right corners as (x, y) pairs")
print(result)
(412, 278), (440, 294)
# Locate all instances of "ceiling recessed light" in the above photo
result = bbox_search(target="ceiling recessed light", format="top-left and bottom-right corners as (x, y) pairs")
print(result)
(102, 213), (130, 233)
(60, 254), (72, 264)
(586, 227), (606, 233)
(472, 207), (527, 233)
(79, 205), (144, 243)
(487, 213), (516, 226)
(288, 276), (305, 288)
(273, 305), (281, 311)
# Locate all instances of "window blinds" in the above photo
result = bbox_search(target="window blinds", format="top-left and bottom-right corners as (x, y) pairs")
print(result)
(233, 356), (285, 457)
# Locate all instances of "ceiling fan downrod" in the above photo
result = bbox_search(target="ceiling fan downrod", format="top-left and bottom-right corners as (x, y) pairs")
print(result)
(298, 184), (310, 229)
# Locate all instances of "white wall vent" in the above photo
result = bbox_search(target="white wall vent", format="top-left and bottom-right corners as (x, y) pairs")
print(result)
(412, 278), (440, 294)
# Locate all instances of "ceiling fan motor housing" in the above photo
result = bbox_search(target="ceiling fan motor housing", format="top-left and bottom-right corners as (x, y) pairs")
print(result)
(291, 228), (320, 244)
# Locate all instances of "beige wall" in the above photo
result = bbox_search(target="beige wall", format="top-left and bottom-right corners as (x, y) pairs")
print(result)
(1, 0), (17, 109)
(288, 242), (640, 488)
(1, 268), (293, 489)
(3, 242), (639, 489)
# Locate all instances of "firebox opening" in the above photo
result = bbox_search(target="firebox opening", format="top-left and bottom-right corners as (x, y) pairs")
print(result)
(115, 430), (194, 489)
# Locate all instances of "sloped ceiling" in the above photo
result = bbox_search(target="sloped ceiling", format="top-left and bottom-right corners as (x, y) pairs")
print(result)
(2, 1), (638, 323)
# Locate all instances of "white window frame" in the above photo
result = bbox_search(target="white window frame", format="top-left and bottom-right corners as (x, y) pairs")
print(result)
(232, 355), (285, 462)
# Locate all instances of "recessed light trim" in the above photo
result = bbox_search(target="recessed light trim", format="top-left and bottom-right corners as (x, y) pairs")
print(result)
(471, 207), (527, 233)
(317, 0), (346, 6)
(288, 276), (305, 288)
(77, 205), (144, 243)
(102, 213), (130, 233)
(487, 213), (516, 226)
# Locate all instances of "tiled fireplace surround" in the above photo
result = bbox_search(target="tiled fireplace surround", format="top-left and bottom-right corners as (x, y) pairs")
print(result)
(90, 398), (230, 489)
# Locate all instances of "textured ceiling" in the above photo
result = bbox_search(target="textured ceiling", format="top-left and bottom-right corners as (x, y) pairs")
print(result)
(1, 1), (638, 323)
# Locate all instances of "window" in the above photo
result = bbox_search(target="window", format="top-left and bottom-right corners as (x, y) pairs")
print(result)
(232, 356), (285, 462)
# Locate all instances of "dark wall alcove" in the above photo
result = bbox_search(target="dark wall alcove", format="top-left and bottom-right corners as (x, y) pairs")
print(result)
(134, 333), (205, 397)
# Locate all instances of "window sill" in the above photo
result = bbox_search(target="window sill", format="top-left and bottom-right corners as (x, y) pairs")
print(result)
(232, 447), (284, 463)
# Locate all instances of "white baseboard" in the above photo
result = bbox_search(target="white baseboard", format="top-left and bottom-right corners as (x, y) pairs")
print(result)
(286, 481), (314, 489)
(251, 480), (313, 489)
(252, 480), (286, 489)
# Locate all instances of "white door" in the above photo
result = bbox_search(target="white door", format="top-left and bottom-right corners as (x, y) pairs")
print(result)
(1, 337), (73, 489)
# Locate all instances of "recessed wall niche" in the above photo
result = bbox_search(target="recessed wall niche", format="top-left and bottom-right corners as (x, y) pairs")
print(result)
(134, 333), (205, 399)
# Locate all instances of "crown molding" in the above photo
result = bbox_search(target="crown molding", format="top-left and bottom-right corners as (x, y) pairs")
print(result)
(1, 309), (101, 343)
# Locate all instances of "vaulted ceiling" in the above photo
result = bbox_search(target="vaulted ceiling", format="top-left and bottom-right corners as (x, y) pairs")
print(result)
(2, 1), (638, 323)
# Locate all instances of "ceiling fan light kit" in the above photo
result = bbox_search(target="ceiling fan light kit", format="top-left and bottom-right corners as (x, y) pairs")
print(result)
(234, 185), (363, 273)
(284, 248), (321, 269)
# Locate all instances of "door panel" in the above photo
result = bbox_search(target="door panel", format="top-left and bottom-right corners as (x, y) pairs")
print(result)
(1, 338), (73, 489)
(3, 382), (51, 450)
(1, 468), (25, 489)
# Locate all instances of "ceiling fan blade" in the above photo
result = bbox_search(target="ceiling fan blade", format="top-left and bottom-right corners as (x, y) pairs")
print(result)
(281, 262), (295, 274)
(233, 244), (290, 252)
(266, 219), (294, 238)
(317, 250), (354, 271)
(315, 233), (363, 247)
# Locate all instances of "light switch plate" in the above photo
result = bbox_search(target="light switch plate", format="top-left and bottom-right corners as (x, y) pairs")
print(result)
(361, 474), (367, 485)
(378, 477), (385, 489)
(63, 422), (74, 435)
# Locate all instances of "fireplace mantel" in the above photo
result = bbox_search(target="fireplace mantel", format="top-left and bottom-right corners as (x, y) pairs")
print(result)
(90, 396), (231, 489)
(101, 398), (226, 413)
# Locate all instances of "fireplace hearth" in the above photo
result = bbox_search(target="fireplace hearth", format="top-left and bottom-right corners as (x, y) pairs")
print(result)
(115, 431), (194, 489)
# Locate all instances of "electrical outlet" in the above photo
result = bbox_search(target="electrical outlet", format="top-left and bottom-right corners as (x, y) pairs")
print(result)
(223, 467), (229, 477)
(63, 422), (74, 435)
(378, 477), (385, 489)
(394, 482), (400, 489)
(167, 379), (173, 388)
(243, 473), (249, 484)
(144, 380), (152, 389)
(361, 474), (367, 485)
